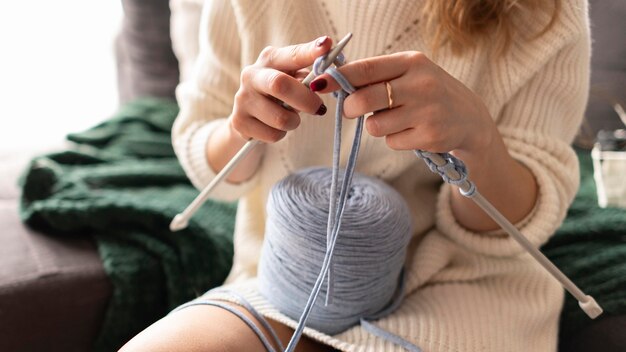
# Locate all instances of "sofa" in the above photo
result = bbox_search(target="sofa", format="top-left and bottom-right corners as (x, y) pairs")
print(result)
(0, 1), (624, 351)
(0, 1), (178, 351)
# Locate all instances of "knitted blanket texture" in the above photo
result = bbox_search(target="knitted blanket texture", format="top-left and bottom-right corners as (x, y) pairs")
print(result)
(19, 98), (626, 350)
(19, 99), (236, 351)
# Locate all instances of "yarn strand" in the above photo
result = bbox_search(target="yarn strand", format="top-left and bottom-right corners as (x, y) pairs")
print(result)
(280, 54), (420, 352)
(284, 59), (365, 352)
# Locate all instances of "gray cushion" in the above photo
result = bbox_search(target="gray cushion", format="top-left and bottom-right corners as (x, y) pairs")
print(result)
(116, 0), (180, 103)
(584, 0), (626, 134)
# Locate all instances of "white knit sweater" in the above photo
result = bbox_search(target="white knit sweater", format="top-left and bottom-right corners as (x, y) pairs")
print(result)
(170, 1), (591, 351)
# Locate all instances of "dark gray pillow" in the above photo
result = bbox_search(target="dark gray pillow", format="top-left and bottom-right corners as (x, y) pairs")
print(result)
(578, 0), (626, 147)
(116, 0), (180, 103)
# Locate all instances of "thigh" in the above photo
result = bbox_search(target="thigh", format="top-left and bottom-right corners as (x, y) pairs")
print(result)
(119, 301), (336, 352)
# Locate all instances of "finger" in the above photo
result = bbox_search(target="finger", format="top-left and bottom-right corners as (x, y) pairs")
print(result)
(383, 119), (455, 152)
(310, 52), (418, 93)
(384, 128), (418, 151)
(293, 69), (310, 81)
(256, 36), (333, 72)
(252, 69), (326, 115)
(343, 81), (398, 118)
(365, 107), (414, 138)
(232, 112), (287, 143)
(247, 92), (302, 131)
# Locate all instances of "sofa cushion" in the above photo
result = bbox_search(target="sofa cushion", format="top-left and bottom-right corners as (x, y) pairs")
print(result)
(559, 315), (626, 352)
(0, 150), (112, 352)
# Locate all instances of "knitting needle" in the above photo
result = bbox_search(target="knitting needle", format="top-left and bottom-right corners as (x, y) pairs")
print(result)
(170, 33), (354, 232)
(420, 152), (603, 319)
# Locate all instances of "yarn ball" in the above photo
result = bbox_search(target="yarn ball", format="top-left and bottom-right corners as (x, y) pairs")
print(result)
(258, 167), (413, 334)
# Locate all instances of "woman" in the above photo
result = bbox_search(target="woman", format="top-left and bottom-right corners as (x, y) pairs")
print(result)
(122, 0), (590, 350)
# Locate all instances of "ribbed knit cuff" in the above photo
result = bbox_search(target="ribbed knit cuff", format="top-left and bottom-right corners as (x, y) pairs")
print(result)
(181, 119), (258, 202)
(436, 150), (571, 257)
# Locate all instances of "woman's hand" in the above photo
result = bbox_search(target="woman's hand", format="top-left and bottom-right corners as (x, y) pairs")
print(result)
(310, 51), (538, 232)
(207, 36), (332, 184)
(309, 51), (496, 158)
(228, 36), (331, 144)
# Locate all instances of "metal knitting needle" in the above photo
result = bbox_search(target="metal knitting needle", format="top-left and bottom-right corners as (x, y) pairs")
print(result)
(170, 33), (353, 232)
(421, 152), (603, 319)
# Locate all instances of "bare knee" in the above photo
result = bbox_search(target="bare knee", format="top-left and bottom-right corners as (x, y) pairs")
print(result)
(119, 304), (266, 352)
(119, 301), (336, 352)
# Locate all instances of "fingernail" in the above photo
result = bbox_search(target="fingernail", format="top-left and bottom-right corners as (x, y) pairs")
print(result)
(315, 104), (327, 116)
(310, 78), (327, 92)
(316, 36), (329, 47)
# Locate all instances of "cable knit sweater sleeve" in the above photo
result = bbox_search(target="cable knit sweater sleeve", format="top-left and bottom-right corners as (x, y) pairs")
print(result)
(171, 0), (258, 201)
(437, 2), (591, 257)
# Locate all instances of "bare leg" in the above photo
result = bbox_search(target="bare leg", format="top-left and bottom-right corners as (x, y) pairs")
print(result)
(119, 301), (337, 352)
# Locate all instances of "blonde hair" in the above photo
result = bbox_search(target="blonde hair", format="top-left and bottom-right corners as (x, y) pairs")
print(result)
(422, 0), (561, 55)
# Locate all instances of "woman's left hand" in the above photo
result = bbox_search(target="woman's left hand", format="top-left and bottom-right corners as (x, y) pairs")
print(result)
(311, 51), (540, 233)
(310, 51), (496, 157)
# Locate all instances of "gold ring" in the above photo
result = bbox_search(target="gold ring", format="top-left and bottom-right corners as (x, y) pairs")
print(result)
(385, 81), (394, 109)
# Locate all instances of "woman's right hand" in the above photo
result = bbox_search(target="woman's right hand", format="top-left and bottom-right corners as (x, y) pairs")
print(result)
(207, 36), (332, 183)
(228, 36), (332, 143)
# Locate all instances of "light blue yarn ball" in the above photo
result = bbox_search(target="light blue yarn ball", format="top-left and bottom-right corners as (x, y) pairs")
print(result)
(258, 167), (413, 335)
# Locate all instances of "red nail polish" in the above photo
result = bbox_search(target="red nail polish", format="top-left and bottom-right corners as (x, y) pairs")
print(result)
(310, 78), (327, 92)
(316, 36), (329, 47)
(315, 104), (327, 116)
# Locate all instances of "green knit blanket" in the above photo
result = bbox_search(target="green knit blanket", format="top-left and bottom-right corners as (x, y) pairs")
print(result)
(20, 99), (236, 351)
(19, 98), (626, 350)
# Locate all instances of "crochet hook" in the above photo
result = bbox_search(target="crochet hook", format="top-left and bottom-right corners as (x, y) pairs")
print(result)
(170, 33), (353, 232)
